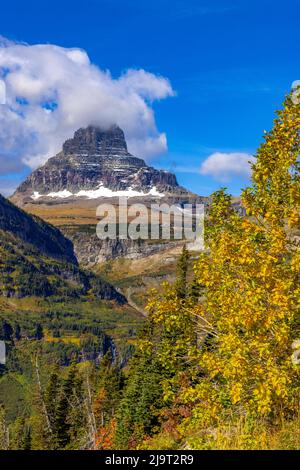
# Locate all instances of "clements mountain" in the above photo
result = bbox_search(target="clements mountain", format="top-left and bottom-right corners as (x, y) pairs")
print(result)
(12, 125), (195, 201)
(11, 125), (206, 264)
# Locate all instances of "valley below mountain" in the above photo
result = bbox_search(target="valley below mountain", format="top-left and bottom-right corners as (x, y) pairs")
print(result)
(0, 194), (144, 436)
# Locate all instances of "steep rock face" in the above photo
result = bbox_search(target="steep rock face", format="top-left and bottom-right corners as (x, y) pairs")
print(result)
(63, 229), (180, 264)
(14, 125), (181, 197)
(62, 125), (129, 156)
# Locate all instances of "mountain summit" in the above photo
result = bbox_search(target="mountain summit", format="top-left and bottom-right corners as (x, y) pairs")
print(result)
(62, 125), (129, 156)
(13, 125), (186, 201)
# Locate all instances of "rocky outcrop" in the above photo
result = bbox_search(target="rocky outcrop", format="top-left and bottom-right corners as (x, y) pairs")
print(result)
(63, 228), (180, 264)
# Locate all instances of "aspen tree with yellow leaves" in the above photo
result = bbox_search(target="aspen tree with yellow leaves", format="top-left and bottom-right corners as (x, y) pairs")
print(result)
(140, 90), (300, 449)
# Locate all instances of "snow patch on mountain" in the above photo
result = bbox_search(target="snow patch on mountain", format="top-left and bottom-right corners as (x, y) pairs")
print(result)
(31, 185), (165, 200)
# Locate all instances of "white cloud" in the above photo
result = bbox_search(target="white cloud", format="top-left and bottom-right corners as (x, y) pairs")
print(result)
(200, 152), (255, 182)
(118, 69), (175, 101)
(0, 79), (5, 104)
(0, 39), (174, 175)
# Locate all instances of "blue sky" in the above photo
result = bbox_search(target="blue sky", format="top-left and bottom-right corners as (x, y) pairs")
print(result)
(0, 0), (300, 196)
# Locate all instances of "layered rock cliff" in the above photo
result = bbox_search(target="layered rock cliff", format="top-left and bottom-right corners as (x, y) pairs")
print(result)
(62, 227), (180, 265)
(13, 125), (185, 199)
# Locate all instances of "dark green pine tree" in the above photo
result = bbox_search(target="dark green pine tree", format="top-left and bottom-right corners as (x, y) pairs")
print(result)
(94, 351), (124, 429)
(15, 324), (21, 341)
(9, 417), (32, 450)
(34, 323), (44, 340)
(23, 425), (32, 450)
(189, 277), (203, 302)
(0, 405), (9, 450)
(54, 365), (86, 449)
(0, 321), (13, 341)
(44, 367), (60, 445)
(115, 354), (164, 449)
(67, 366), (87, 448)
(55, 367), (75, 449)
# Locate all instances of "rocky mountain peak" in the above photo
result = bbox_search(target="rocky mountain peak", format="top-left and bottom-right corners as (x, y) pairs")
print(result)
(12, 124), (195, 202)
(62, 125), (128, 156)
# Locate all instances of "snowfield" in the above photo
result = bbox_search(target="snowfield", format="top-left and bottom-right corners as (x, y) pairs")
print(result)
(31, 185), (165, 200)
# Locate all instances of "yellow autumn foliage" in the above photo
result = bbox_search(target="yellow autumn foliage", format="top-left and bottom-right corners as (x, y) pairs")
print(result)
(144, 90), (300, 448)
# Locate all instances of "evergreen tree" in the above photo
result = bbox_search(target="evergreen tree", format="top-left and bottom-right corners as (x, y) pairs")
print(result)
(67, 366), (87, 449)
(0, 321), (13, 341)
(9, 417), (31, 450)
(115, 355), (163, 449)
(34, 323), (44, 340)
(55, 368), (74, 448)
(94, 351), (123, 429)
(0, 405), (9, 450)
(44, 367), (60, 445)
(175, 244), (190, 299)
(15, 324), (21, 341)
(23, 425), (32, 450)
(54, 365), (86, 449)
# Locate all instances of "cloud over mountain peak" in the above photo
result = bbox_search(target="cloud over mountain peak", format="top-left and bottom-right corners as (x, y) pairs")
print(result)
(0, 38), (174, 176)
